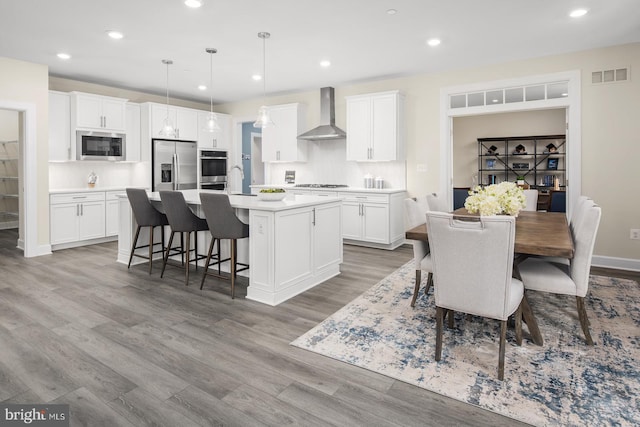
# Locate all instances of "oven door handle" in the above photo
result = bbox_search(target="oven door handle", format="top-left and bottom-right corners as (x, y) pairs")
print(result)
(200, 156), (227, 160)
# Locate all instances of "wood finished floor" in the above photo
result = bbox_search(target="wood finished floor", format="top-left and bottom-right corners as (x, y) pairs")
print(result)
(1, 229), (637, 426)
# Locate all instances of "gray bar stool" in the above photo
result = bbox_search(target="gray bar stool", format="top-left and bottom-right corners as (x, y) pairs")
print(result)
(199, 192), (249, 299)
(159, 191), (209, 286)
(126, 188), (169, 274)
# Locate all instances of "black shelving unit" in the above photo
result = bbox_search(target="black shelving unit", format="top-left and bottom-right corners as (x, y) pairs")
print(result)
(477, 134), (566, 190)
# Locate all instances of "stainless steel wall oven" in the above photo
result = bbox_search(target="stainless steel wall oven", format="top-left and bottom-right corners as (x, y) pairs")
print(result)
(199, 150), (227, 190)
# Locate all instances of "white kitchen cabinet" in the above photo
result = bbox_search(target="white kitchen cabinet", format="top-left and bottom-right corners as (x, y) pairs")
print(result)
(70, 92), (127, 132)
(248, 200), (342, 304)
(261, 103), (307, 162)
(125, 103), (141, 162)
(197, 111), (232, 149)
(338, 191), (405, 250)
(149, 103), (198, 141)
(50, 192), (106, 245)
(105, 191), (122, 236)
(346, 90), (404, 161)
(49, 91), (71, 161)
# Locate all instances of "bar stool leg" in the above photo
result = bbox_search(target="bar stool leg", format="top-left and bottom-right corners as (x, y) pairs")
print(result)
(128, 225), (142, 269)
(161, 226), (166, 261)
(230, 239), (237, 299)
(161, 231), (175, 278)
(184, 232), (191, 286)
(148, 225), (155, 274)
(200, 237), (216, 290)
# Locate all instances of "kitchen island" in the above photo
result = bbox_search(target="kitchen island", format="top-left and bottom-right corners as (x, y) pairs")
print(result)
(117, 189), (343, 306)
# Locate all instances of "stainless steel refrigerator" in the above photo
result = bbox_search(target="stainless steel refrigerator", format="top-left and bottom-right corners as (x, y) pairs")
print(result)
(152, 139), (197, 191)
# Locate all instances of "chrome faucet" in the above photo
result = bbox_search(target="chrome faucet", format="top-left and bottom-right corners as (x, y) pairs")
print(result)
(226, 164), (244, 193)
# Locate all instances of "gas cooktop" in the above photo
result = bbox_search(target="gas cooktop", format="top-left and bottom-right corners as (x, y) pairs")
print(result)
(294, 184), (349, 188)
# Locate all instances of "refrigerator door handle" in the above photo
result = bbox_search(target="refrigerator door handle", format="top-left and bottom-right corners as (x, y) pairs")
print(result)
(174, 153), (180, 190)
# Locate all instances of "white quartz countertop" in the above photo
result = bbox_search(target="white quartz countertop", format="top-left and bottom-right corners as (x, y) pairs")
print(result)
(49, 186), (144, 194)
(250, 184), (406, 194)
(119, 189), (342, 212)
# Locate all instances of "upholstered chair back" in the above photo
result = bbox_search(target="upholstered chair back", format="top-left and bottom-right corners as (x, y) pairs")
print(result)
(126, 188), (168, 227)
(522, 189), (539, 212)
(404, 197), (430, 265)
(426, 193), (448, 212)
(570, 204), (601, 297)
(426, 212), (519, 321)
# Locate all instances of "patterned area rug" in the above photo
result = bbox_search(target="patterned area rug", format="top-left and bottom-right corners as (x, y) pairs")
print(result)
(291, 261), (640, 426)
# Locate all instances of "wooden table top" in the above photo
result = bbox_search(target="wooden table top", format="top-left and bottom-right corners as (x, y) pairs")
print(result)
(406, 209), (575, 259)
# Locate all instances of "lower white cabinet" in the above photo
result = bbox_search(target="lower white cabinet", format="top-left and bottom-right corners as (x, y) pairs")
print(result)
(105, 191), (121, 236)
(338, 191), (405, 250)
(248, 201), (342, 305)
(50, 192), (106, 245)
(50, 190), (126, 248)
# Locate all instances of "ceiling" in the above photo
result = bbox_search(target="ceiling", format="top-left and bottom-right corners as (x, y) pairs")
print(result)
(1, 0), (639, 105)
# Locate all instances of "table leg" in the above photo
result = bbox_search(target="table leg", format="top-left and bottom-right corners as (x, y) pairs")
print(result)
(521, 293), (543, 346)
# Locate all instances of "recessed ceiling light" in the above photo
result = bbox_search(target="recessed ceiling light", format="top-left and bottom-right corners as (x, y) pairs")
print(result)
(252, 74), (262, 81)
(198, 85), (207, 91)
(57, 53), (71, 60)
(184, 0), (203, 8)
(386, 9), (397, 15)
(569, 8), (588, 18)
(427, 38), (441, 47)
(320, 60), (331, 68)
(492, 99), (499, 103)
(107, 30), (124, 40)
(561, 92), (568, 97)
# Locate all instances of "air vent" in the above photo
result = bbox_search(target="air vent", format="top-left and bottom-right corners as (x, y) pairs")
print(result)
(592, 67), (629, 84)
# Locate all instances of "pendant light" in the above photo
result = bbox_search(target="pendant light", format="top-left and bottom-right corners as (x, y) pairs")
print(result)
(159, 59), (176, 138)
(254, 32), (275, 128)
(203, 48), (220, 132)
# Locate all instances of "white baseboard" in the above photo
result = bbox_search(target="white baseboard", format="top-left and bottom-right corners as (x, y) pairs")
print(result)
(591, 255), (640, 272)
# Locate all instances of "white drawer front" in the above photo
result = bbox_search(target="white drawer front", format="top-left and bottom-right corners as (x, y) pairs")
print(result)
(106, 190), (125, 201)
(51, 192), (105, 205)
(338, 192), (389, 204)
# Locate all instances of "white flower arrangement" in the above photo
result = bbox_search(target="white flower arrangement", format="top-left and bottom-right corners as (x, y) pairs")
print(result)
(464, 181), (526, 216)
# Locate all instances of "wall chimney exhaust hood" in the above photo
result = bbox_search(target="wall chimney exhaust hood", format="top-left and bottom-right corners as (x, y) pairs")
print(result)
(297, 87), (346, 140)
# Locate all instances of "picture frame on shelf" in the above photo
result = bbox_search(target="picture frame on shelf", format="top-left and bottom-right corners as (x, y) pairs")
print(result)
(547, 158), (559, 170)
(486, 159), (496, 169)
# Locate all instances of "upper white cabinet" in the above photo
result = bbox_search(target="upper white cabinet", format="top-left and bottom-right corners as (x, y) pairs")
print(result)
(125, 103), (141, 162)
(70, 92), (127, 132)
(148, 103), (198, 141)
(197, 111), (232, 149)
(262, 103), (307, 162)
(345, 90), (404, 161)
(49, 91), (71, 161)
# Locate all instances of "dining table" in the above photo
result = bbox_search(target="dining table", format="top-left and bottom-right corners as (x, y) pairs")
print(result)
(405, 209), (575, 346)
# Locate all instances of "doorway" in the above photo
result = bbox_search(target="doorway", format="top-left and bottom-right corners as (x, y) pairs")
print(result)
(0, 109), (20, 231)
(240, 122), (262, 194)
(440, 70), (581, 217)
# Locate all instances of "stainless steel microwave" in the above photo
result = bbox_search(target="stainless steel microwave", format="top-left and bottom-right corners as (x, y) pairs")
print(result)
(76, 130), (126, 161)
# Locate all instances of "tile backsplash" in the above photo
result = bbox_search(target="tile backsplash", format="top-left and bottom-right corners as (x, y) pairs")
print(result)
(265, 139), (406, 188)
(49, 161), (148, 190)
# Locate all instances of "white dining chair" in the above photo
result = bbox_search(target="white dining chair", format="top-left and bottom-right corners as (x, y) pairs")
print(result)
(427, 192), (449, 213)
(522, 189), (539, 211)
(517, 203), (601, 345)
(426, 212), (523, 381)
(536, 196), (595, 266)
(404, 196), (433, 307)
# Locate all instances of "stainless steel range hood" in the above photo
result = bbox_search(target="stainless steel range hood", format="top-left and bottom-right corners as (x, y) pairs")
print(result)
(297, 87), (346, 140)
